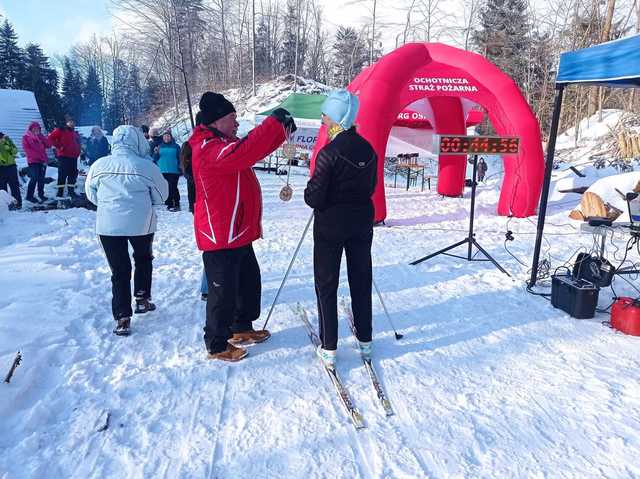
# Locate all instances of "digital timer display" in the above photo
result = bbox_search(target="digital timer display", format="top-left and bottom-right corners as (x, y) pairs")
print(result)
(437, 135), (520, 155)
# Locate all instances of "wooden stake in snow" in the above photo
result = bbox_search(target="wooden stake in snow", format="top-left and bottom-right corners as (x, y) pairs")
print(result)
(4, 351), (22, 384)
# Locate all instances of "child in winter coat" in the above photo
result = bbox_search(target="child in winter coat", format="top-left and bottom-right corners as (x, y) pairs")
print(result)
(85, 126), (111, 165)
(0, 132), (22, 209)
(153, 131), (182, 211)
(22, 122), (52, 203)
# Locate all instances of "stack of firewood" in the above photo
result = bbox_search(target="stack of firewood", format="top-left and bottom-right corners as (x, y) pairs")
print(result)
(610, 113), (640, 159)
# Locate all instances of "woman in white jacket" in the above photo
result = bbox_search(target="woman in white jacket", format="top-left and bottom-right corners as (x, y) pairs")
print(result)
(85, 125), (169, 336)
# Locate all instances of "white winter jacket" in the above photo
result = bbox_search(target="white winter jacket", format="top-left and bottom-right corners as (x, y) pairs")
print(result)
(85, 125), (169, 236)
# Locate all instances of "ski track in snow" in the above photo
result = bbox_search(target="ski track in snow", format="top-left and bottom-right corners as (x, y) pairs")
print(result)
(1, 171), (640, 478)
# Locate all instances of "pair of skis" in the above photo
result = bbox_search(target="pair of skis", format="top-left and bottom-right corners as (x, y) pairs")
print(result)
(295, 303), (394, 431)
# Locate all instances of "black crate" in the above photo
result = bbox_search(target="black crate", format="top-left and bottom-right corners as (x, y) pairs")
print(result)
(551, 274), (599, 319)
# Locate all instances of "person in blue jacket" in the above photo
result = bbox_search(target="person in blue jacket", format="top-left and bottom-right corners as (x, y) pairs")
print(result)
(153, 130), (182, 211)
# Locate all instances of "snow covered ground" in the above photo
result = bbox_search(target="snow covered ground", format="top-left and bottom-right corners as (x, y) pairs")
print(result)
(1, 161), (640, 478)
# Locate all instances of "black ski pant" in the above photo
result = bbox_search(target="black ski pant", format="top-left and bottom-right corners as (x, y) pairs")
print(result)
(186, 175), (196, 213)
(163, 173), (180, 209)
(99, 234), (154, 320)
(202, 244), (261, 354)
(27, 163), (46, 199)
(0, 164), (21, 207)
(56, 156), (78, 197)
(314, 203), (374, 351)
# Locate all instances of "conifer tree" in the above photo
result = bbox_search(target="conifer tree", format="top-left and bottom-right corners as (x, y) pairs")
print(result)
(280, 0), (306, 76)
(81, 65), (103, 126)
(332, 26), (367, 87)
(22, 43), (63, 130)
(0, 19), (26, 89)
(61, 57), (84, 122)
(124, 64), (143, 125)
(472, 0), (531, 88)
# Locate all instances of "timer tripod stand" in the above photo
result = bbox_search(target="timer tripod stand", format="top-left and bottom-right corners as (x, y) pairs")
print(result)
(409, 154), (510, 276)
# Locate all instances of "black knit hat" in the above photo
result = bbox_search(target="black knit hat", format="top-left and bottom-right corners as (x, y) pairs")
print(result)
(199, 92), (236, 125)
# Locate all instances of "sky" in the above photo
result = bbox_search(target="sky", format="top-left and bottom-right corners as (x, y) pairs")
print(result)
(0, 0), (556, 58)
(0, 0), (464, 57)
(0, 0), (113, 55)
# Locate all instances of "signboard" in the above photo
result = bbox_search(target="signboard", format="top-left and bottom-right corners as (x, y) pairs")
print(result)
(436, 135), (520, 155)
(282, 143), (297, 159)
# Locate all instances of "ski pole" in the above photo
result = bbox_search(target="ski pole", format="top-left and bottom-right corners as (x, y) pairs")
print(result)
(372, 278), (403, 340)
(262, 211), (314, 330)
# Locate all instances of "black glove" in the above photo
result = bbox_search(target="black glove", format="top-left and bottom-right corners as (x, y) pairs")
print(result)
(271, 108), (297, 134)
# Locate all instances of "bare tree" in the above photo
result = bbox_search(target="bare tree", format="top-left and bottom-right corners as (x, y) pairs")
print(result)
(597, 0), (617, 120)
(414, 0), (445, 42)
(461, 0), (481, 50)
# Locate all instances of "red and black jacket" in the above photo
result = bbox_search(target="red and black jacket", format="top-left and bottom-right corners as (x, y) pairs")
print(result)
(48, 127), (81, 159)
(190, 117), (286, 251)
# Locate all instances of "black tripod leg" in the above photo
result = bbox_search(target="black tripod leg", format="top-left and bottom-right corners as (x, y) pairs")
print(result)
(472, 239), (510, 276)
(410, 238), (470, 265)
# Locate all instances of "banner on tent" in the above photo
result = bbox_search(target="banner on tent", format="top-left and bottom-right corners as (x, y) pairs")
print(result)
(289, 127), (320, 151)
(409, 77), (480, 93)
(397, 111), (429, 121)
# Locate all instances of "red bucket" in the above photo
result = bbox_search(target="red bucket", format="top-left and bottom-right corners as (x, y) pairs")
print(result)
(611, 297), (640, 336)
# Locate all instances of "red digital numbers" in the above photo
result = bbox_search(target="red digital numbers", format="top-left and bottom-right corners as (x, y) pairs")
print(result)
(439, 136), (520, 155)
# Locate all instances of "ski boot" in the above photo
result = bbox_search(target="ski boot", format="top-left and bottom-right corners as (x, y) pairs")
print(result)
(134, 298), (156, 314)
(316, 346), (337, 369)
(358, 341), (372, 360)
(113, 317), (131, 336)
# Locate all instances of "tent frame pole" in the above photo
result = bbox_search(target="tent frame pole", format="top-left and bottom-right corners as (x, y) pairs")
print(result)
(529, 84), (565, 288)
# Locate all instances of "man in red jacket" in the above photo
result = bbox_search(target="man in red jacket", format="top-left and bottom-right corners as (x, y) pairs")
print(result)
(49, 115), (82, 198)
(190, 92), (296, 362)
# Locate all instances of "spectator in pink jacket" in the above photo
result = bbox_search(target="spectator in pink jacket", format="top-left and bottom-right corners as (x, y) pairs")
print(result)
(22, 122), (52, 203)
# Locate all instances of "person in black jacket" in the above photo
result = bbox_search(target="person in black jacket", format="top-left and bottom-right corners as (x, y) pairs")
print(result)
(304, 89), (377, 369)
(85, 126), (111, 165)
(180, 113), (202, 214)
(180, 112), (209, 300)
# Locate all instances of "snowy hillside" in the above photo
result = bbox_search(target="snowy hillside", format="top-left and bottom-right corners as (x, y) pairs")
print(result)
(546, 110), (640, 213)
(154, 75), (331, 142)
(1, 135), (640, 477)
(554, 109), (640, 166)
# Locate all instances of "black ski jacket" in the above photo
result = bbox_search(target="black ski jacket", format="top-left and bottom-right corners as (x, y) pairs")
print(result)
(304, 128), (377, 213)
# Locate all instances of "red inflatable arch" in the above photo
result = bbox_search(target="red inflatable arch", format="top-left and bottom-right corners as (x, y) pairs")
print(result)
(311, 43), (544, 222)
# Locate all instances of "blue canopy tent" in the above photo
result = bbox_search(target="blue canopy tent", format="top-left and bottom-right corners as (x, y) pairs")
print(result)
(529, 34), (640, 287)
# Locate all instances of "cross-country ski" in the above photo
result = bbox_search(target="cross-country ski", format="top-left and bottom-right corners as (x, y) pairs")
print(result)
(295, 304), (366, 430)
(342, 299), (395, 417)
